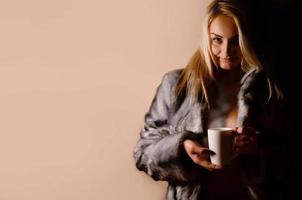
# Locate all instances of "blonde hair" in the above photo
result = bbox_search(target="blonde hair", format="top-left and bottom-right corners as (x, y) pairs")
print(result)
(175, 0), (270, 107)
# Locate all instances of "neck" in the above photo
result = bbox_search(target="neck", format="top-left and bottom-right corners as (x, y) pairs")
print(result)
(215, 67), (243, 85)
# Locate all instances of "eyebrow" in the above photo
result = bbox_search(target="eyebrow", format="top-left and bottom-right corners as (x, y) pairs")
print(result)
(210, 33), (223, 38)
(210, 33), (238, 40)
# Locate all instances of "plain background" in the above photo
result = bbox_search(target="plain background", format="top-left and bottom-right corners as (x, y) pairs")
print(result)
(0, 0), (210, 199)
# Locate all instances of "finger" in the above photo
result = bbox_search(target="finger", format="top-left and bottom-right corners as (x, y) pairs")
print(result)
(235, 134), (250, 142)
(214, 164), (222, 170)
(235, 142), (257, 154)
(191, 151), (217, 170)
(189, 153), (204, 164)
(198, 160), (222, 171)
(234, 140), (256, 152)
(236, 127), (243, 134)
(234, 140), (247, 147)
(191, 150), (210, 162)
(233, 135), (251, 148)
(200, 148), (216, 156)
(244, 127), (257, 135)
(236, 134), (256, 145)
(236, 126), (257, 135)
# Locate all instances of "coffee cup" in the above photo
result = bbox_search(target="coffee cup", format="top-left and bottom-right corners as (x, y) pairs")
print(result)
(208, 127), (237, 166)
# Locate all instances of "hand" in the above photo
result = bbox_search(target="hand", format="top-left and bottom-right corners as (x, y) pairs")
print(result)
(233, 127), (257, 154)
(183, 139), (222, 171)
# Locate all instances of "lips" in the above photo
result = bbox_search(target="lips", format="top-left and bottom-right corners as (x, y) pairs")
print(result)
(220, 59), (232, 63)
(220, 57), (231, 61)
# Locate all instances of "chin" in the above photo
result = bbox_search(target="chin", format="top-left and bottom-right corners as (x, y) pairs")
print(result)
(219, 63), (240, 70)
(219, 64), (233, 70)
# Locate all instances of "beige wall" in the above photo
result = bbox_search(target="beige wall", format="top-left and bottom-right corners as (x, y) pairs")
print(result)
(0, 0), (209, 199)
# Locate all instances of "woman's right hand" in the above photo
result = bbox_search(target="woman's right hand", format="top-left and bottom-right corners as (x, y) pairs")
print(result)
(183, 139), (222, 171)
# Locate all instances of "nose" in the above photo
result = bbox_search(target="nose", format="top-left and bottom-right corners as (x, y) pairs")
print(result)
(220, 41), (231, 59)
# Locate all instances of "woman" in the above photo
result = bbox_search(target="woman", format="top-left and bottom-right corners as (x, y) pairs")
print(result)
(134, 0), (283, 199)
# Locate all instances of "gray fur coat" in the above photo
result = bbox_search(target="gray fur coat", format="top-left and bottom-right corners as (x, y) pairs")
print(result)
(134, 68), (284, 200)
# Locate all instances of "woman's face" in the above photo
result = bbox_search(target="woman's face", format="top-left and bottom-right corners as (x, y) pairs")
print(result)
(209, 15), (242, 70)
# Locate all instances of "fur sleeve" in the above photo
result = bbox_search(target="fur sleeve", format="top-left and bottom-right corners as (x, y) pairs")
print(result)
(237, 68), (270, 129)
(133, 70), (202, 185)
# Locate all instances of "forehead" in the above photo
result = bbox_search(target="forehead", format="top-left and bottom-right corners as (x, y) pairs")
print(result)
(209, 15), (238, 38)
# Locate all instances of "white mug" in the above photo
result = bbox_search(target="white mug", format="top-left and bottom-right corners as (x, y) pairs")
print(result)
(208, 127), (237, 166)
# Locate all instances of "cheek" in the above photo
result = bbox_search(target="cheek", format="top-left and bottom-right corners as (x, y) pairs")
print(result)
(211, 44), (220, 56)
(233, 46), (242, 58)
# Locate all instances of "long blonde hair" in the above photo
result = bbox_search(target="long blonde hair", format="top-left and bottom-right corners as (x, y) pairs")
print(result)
(175, 0), (265, 108)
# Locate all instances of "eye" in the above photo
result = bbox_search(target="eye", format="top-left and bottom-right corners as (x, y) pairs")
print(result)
(212, 37), (222, 44)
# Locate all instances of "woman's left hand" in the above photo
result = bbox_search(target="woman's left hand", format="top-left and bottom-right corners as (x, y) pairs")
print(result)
(233, 127), (258, 154)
